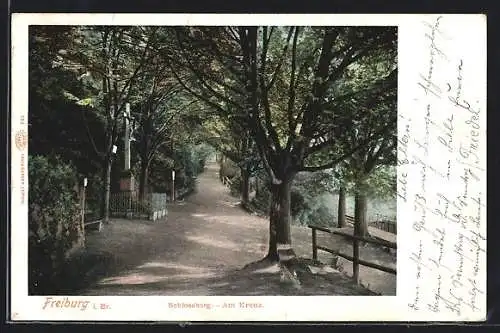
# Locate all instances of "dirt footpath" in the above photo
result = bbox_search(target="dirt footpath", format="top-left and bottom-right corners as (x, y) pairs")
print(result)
(61, 163), (392, 296)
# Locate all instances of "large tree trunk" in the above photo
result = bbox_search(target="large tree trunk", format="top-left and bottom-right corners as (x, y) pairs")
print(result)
(266, 177), (293, 261)
(139, 158), (149, 201)
(240, 165), (250, 207)
(354, 189), (369, 238)
(254, 175), (260, 197)
(337, 185), (347, 228)
(101, 157), (112, 223)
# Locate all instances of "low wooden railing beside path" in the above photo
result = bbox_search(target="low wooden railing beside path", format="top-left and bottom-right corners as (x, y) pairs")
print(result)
(345, 214), (396, 234)
(308, 217), (397, 285)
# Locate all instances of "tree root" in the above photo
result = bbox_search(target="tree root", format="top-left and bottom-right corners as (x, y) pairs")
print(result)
(242, 256), (277, 271)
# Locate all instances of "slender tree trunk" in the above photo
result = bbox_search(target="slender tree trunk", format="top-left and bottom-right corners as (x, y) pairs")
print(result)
(219, 160), (225, 182)
(266, 177), (293, 261)
(337, 185), (347, 228)
(354, 188), (369, 238)
(240, 165), (250, 207)
(139, 158), (149, 201)
(101, 157), (112, 223)
(79, 186), (86, 245)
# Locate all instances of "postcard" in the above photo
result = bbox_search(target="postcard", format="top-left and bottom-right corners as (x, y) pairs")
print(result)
(10, 13), (486, 322)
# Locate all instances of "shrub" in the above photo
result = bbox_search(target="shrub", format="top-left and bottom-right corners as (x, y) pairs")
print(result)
(28, 155), (84, 294)
(194, 143), (215, 172)
(229, 175), (242, 197)
(294, 194), (335, 227)
(250, 172), (270, 213)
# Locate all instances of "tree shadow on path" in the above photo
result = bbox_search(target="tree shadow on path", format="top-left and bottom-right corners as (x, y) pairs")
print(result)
(36, 163), (377, 296)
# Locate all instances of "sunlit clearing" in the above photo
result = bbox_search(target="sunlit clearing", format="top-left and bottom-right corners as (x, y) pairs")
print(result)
(186, 235), (239, 250)
(137, 261), (208, 273)
(98, 263), (219, 285)
(200, 215), (260, 227)
(99, 273), (167, 285)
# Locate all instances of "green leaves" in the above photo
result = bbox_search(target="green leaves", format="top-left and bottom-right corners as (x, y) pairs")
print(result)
(62, 90), (79, 102)
(76, 98), (94, 107)
(62, 90), (95, 107)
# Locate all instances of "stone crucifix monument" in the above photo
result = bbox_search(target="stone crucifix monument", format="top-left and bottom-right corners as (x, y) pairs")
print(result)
(120, 103), (135, 217)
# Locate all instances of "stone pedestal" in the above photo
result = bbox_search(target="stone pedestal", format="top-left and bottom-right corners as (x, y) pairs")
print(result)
(120, 175), (135, 192)
(120, 175), (135, 218)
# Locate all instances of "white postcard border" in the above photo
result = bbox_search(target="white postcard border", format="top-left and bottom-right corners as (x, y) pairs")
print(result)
(10, 13), (487, 322)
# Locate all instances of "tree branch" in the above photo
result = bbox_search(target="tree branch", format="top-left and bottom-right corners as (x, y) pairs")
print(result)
(168, 63), (232, 117)
(301, 28), (339, 137)
(117, 28), (158, 112)
(266, 27), (294, 92)
(174, 47), (245, 110)
(257, 26), (282, 151)
(300, 122), (392, 172)
(80, 107), (105, 160)
(287, 27), (300, 134)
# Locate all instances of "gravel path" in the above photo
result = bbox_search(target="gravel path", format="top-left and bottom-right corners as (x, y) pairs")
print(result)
(60, 163), (393, 296)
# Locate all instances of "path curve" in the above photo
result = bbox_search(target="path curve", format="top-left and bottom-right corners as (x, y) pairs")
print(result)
(63, 163), (378, 296)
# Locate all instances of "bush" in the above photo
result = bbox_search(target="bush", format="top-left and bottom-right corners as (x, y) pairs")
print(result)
(250, 171), (270, 213)
(294, 194), (335, 227)
(28, 155), (84, 294)
(194, 143), (215, 172)
(230, 175), (248, 197)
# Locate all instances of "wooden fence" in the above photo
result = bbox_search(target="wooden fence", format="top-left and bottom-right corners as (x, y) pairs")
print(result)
(109, 191), (168, 221)
(308, 224), (397, 284)
(370, 220), (397, 234)
(345, 214), (396, 234)
(80, 188), (168, 233)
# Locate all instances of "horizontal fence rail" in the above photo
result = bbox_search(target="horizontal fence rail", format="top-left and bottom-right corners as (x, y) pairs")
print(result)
(308, 222), (397, 285)
(370, 220), (397, 234)
(345, 214), (396, 235)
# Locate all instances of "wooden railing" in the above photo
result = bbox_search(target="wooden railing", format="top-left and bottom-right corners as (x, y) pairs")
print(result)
(308, 224), (397, 284)
(370, 220), (397, 234)
(345, 214), (396, 234)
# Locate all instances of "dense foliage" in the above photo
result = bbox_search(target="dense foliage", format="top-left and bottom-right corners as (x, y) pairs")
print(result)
(28, 155), (84, 294)
(245, 165), (396, 228)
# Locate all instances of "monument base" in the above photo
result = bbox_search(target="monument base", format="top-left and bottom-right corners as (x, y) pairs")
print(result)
(119, 175), (135, 219)
(120, 175), (135, 192)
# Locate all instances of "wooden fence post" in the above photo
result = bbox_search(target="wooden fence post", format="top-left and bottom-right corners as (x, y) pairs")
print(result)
(312, 228), (317, 261)
(353, 238), (360, 284)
